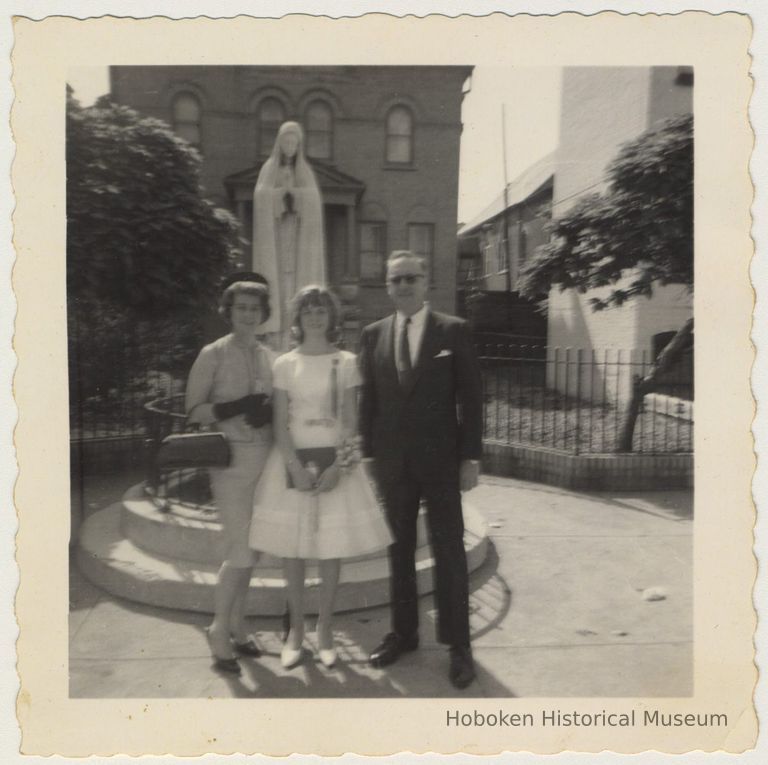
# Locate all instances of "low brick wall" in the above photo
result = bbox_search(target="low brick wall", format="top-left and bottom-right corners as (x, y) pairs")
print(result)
(483, 440), (693, 491)
(71, 435), (693, 492)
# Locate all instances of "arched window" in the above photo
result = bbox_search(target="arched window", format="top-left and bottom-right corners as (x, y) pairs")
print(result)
(304, 100), (333, 160)
(258, 97), (285, 157)
(172, 92), (202, 147)
(386, 105), (413, 164)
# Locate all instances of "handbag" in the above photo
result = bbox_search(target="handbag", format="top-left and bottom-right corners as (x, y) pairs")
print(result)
(156, 430), (231, 471)
(286, 446), (337, 488)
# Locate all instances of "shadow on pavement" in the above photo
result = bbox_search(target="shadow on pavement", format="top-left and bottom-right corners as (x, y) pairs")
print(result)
(467, 543), (514, 642)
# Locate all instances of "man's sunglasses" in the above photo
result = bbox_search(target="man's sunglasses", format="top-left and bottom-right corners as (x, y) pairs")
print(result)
(387, 274), (425, 285)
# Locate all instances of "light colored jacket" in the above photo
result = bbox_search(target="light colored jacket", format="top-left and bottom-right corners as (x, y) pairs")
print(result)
(185, 334), (274, 444)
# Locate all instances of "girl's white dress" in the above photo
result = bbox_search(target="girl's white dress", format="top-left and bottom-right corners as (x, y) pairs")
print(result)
(248, 349), (392, 560)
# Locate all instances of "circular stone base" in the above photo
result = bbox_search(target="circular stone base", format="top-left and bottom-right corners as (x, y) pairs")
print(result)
(77, 496), (490, 615)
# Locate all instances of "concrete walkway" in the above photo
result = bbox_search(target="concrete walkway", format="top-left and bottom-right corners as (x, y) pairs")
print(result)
(69, 474), (692, 698)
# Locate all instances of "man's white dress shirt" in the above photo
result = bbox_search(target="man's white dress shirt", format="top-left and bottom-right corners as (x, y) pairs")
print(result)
(395, 304), (428, 367)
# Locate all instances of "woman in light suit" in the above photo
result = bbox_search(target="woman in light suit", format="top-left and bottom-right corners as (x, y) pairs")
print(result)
(186, 274), (274, 675)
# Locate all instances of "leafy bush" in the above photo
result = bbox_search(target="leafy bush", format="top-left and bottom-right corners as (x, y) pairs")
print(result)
(67, 87), (241, 434)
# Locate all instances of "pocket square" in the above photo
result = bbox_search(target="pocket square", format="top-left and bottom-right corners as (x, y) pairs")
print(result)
(434, 349), (453, 358)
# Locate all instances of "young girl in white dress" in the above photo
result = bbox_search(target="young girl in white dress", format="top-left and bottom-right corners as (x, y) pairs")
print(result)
(249, 286), (392, 669)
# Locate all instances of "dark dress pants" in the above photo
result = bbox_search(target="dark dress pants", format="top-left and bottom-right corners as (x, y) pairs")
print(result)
(379, 467), (471, 647)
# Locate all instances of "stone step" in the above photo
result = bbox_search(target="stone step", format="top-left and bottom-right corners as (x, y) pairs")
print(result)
(122, 483), (433, 566)
(77, 501), (490, 615)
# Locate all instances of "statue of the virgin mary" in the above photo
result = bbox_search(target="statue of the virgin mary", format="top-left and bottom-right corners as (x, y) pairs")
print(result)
(252, 121), (326, 342)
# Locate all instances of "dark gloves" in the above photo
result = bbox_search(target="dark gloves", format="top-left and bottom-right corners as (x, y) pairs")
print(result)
(213, 395), (253, 421)
(213, 394), (272, 428)
(244, 395), (273, 429)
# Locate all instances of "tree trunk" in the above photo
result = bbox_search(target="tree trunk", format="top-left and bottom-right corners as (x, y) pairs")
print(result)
(617, 317), (693, 452)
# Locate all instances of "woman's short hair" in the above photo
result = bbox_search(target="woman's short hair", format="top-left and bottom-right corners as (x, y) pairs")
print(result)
(289, 285), (342, 344)
(219, 280), (271, 324)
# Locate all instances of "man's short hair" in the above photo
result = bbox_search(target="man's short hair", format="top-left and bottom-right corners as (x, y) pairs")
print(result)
(386, 250), (427, 273)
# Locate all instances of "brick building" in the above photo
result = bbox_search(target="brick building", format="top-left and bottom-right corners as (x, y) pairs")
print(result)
(459, 151), (554, 294)
(109, 65), (472, 325)
(457, 152), (554, 337)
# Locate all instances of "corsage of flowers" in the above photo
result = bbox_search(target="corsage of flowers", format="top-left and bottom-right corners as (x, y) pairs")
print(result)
(336, 435), (362, 472)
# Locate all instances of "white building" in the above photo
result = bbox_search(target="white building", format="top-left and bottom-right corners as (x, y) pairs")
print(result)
(548, 66), (693, 361)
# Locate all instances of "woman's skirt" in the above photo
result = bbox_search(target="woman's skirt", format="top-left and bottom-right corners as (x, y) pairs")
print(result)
(210, 441), (270, 567)
(249, 447), (393, 560)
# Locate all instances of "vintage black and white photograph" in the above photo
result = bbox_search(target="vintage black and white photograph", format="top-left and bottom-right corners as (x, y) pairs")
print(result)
(67, 62), (694, 699)
(11, 10), (755, 757)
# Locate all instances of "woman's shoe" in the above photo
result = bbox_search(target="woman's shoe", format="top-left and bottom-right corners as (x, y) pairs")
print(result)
(205, 627), (241, 675)
(231, 634), (262, 658)
(315, 621), (336, 668)
(212, 656), (242, 675)
(280, 644), (304, 670)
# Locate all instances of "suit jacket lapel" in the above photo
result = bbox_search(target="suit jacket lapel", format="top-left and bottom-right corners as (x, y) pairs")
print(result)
(380, 314), (400, 390)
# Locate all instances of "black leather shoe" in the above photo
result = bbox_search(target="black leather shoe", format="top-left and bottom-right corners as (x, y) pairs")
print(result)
(212, 656), (242, 675)
(232, 636), (262, 658)
(448, 646), (475, 690)
(205, 627), (241, 675)
(369, 632), (419, 668)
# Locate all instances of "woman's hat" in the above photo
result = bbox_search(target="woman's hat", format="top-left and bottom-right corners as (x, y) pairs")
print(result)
(220, 271), (269, 292)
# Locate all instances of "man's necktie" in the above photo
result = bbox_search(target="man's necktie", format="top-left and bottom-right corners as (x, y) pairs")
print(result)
(398, 316), (412, 386)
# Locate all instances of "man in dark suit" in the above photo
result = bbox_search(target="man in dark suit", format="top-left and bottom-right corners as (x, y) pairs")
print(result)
(358, 250), (484, 689)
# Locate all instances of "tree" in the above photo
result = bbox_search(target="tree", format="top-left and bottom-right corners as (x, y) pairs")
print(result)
(518, 114), (693, 451)
(66, 88), (242, 421)
(66, 88), (241, 318)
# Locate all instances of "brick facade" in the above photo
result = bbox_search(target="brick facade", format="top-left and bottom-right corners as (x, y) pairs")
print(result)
(110, 65), (471, 325)
(483, 440), (693, 490)
(456, 152), (554, 335)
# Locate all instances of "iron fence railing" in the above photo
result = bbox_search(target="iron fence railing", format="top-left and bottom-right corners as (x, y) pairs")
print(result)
(144, 393), (217, 511)
(70, 329), (694, 500)
(476, 341), (693, 455)
(68, 313), (199, 443)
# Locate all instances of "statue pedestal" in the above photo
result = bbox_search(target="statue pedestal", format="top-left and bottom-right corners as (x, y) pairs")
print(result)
(77, 482), (490, 615)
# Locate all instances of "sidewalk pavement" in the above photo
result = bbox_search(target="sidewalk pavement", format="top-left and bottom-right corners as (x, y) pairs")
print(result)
(69, 474), (692, 698)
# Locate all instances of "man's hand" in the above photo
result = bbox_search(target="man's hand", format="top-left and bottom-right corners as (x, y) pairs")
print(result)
(459, 460), (480, 493)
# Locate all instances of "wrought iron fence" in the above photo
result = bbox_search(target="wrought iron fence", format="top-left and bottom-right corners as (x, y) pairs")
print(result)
(476, 340), (693, 454)
(71, 326), (694, 506)
(144, 393), (216, 511)
(69, 314), (199, 443)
